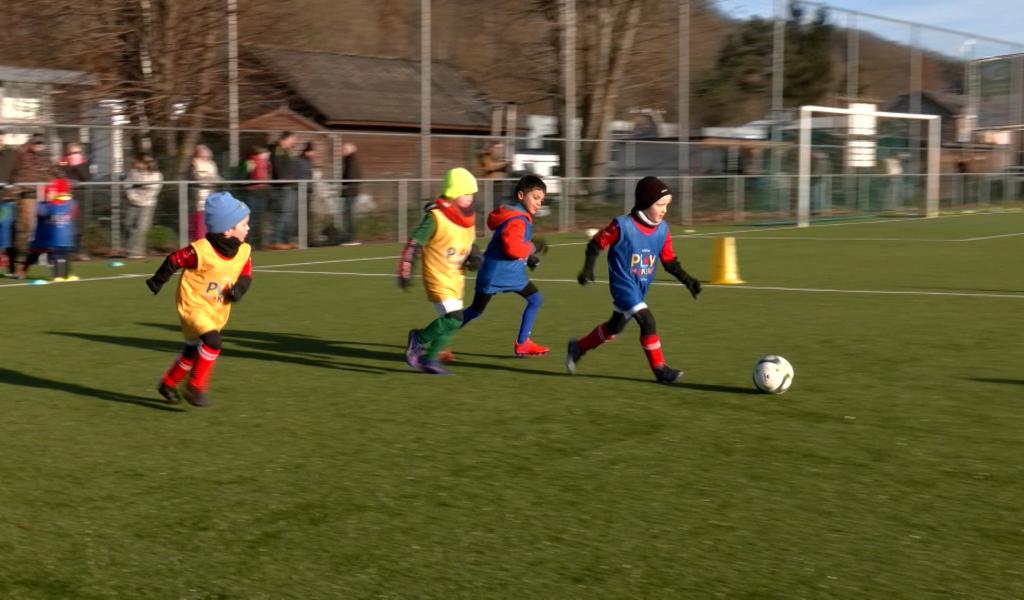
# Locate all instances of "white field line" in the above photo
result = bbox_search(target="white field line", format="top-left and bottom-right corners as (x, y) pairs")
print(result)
(260, 255), (400, 268)
(259, 213), (1023, 265)
(0, 273), (146, 289)
(253, 270), (1024, 300)
(957, 232), (1024, 242)
(257, 269), (394, 277)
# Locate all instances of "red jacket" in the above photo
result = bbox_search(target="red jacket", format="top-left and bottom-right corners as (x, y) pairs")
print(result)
(487, 205), (533, 259)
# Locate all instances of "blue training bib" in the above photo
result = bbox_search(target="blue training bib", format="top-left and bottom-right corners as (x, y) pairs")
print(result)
(607, 215), (667, 311)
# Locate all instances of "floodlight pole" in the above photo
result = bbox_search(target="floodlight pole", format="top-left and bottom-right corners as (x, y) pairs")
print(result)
(678, 0), (692, 225)
(227, 0), (239, 166)
(420, 0), (432, 189)
(561, 0), (577, 233)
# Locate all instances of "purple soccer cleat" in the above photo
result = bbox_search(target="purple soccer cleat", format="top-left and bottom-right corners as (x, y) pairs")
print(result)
(406, 329), (424, 369)
(418, 359), (453, 376)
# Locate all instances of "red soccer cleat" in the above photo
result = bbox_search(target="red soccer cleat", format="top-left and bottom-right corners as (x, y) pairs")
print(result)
(514, 338), (550, 357)
(438, 348), (456, 363)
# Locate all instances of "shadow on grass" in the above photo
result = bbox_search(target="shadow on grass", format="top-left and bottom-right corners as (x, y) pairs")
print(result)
(967, 377), (1024, 386)
(0, 368), (183, 412)
(49, 330), (406, 376)
(51, 323), (756, 395)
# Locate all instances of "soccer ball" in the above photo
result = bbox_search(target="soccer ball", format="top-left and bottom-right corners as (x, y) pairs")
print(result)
(752, 355), (794, 394)
(585, 228), (600, 238)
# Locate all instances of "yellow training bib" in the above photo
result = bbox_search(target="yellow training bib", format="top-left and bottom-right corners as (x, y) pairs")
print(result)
(421, 209), (475, 303)
(176, 238), (251, 339)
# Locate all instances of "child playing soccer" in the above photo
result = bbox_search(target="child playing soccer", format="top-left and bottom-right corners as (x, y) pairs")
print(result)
(397, 167), (479, 376)
(19, 179), (78, 281)
(567, 176), (702, 384)
(146, 192), (253, 406)
(461, 174), (550, 356)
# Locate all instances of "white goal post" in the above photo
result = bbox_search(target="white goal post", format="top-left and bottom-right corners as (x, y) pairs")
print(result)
(798, 105), (941, 227)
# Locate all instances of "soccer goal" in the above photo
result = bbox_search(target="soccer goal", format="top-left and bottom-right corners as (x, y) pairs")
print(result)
(797, 104), (941, 227)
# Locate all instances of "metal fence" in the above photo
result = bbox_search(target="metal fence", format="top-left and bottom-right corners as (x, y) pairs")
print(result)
(7, 172), (1020, 258)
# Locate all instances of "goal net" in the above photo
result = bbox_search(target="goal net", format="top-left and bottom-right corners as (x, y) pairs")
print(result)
(797, 104), (940, 227)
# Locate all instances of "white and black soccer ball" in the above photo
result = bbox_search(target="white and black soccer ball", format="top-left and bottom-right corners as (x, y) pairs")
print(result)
(752, 355), (794, 394)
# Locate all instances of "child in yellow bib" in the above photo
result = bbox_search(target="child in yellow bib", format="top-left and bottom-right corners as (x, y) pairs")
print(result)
(397, 167), (480, 375)
(146, 192), (253, 406)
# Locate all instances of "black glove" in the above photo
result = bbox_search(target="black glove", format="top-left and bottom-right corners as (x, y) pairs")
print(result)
(532, 236), (549, 256)
(146, 277), (163, 295)
(577, 267), (595, 286)
(681, 276), (702, 300)
(222, 275), (251, 303)
(527, 254), (541, 271)
(462, 246), (482, 272)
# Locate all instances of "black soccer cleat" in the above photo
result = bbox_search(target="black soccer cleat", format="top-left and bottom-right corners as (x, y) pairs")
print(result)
(653, 364), (683, 385)
(157, 381), (182, 404)
(183, 386), (211, 407)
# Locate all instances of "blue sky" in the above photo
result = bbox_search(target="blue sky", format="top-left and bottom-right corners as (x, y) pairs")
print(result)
(714, 0), (1024, 57)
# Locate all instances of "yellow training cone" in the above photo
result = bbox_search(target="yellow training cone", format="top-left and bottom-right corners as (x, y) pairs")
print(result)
(710, 236), (745, 285)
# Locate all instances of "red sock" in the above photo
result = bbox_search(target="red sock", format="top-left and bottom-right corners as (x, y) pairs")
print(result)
(641, 334), (665, 369)
(161, 355), (195, 387)
(578, 323), (615, 353)
(188, 344), (220, 392)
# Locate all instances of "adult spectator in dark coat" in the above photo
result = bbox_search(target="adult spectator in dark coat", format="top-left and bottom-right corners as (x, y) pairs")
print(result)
(268, 131), (298, 249)
(8, 134), (57, 275)
(338, 142), (362, 243)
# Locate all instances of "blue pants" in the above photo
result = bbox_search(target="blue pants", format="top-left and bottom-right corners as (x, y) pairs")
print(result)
(272, 187), (297, 245)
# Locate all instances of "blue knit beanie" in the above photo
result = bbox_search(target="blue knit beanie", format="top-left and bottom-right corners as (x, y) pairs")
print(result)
(205, 192), (250, 234)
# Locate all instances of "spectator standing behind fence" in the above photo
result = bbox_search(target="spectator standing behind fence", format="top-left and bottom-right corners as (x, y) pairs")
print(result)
(188, 144), (221, 241)
(478, 143), (510, 180)
(296, 142), (329, 245)
(124, 154), (164, 259)
(58, 142), (92, 261)
(338, 142), (361, 244)
(241, 145), (271, 249)
(268, 131), (298, 250)
(58, 143), (91, 183)
(7, 135), (57, 277)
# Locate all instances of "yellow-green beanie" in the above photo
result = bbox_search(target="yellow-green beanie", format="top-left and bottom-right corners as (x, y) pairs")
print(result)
(442, 167), (478, 199)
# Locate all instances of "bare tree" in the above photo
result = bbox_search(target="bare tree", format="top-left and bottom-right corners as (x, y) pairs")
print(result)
(528, 0), (648, 195)
(4, 0), (281, 176)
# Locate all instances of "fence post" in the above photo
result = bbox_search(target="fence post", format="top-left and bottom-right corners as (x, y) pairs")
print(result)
(733, 176), (745, 223)
(482, 179), (494, 238)
(178, 182), (188, 247)
(398, 179), (408, 243)
(681, 176), (693, 226)
(297, 181), (308, 249)
(623, 177), (631, 214)
(559, 177), (569, 232)
(111, 182), (121, 253)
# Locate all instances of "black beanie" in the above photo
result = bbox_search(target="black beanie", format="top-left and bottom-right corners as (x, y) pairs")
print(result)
(634, 176), (671, 211)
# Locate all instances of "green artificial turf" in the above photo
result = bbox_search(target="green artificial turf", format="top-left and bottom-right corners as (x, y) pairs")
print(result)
(1, 211), (1022, 599)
